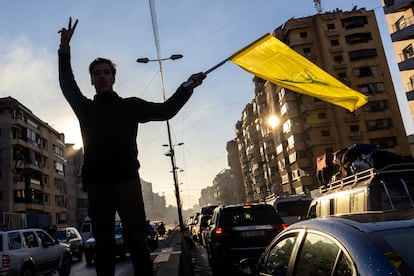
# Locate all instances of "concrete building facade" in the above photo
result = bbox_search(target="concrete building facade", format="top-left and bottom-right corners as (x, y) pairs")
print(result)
(0, 97), (69, 228)
(235, 7), (411, 202)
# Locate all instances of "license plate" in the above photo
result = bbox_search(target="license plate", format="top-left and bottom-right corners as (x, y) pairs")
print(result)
(242, 230), (265, 237)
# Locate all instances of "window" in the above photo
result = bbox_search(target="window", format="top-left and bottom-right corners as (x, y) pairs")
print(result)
(341, 16), (368, 29)
(396, 16), (407, 31)
(264, 234), (298, 275)
(345, 32), (372, 44)
(36, 230), (54, 245)
(303, 48), (311, 58)
(327, 23), (335, 30)
(321, 130), (330, 137)
(402, 44), (414, 60)
(317, 113), (326, 120)
(370, 136), (398, 149)
(334, 55), (343, 64)
(330, 39), (339, 47)
(362, 100), (388, 112)
(300, 31), (308, 38)
(295, 232), (353, 275)
(349, 49), (377, 61)
(8, 232), (22, 250)
(55, 161), (64, 175)
(23, 232), (39, 248)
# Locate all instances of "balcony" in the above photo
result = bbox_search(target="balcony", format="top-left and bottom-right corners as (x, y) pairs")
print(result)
(383, 0), (414, 14)
(398, 56), (414, 71)
(391, 17), (414, 42)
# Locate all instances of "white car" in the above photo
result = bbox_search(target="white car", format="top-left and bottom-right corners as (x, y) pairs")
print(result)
(0, 228), (72, 276)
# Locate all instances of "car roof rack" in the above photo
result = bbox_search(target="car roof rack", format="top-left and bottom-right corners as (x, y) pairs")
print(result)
(319, 162), (414, 194)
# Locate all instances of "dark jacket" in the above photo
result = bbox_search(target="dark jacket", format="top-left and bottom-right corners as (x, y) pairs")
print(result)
(58, 51), (193, 188)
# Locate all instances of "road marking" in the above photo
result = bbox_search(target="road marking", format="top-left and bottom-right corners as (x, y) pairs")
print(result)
(151, 247), (181, 263)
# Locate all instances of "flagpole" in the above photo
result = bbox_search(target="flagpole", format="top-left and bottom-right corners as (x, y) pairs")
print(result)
(183, 33), (270, 87)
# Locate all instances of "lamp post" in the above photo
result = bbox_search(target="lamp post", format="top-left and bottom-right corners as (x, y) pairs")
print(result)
(137, 54), (186, 231)
(162, 142), (185, 231)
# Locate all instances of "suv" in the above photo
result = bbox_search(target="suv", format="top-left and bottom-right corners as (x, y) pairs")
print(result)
(0, 228), (72, 275)
(204, 203), (286, 274)
(54, 227), (84, 261)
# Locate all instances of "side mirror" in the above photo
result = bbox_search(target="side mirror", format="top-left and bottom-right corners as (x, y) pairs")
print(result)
(42, 240), (55, 248)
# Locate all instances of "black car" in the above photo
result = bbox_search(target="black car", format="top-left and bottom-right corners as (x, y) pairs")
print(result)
(54, 227), (84, 261)
(84, 221), (127, 265)
(204, 203), (287, 275)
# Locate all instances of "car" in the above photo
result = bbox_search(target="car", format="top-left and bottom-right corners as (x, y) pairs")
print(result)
(84, 221), (127, 265)
(193, 214), (211, 245)
(307, 162), (414, 219)
(204, 203), (287, 275)
(238, 210), (414, 276)
(0, 228), (72, 276)
(54, 227), (84, 261)
(266, 194), (312, 225)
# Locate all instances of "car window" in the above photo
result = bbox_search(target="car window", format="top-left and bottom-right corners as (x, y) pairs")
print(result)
(54, 230), (66, 240)
(263, 234), (298, 275)
(8, 232), (22, 250)
(220, 206), (281, 227)
(295, 232), (352, 276)
(36, 230), (54, 245)
(23, 232), (39, 248)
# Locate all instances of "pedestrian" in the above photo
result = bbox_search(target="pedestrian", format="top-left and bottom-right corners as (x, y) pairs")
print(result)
(58, 17), (206, 276)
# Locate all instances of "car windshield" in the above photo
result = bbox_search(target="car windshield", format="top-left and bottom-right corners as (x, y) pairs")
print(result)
(54, 230), (66, 241)
(220, 206), (282, 227)
(370, 227), (414, 274)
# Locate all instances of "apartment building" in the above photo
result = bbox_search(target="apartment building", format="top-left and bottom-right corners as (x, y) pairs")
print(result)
(382, 0), (414, 155)
(236, 7), (411, 201)
(0, 97), (69, 228)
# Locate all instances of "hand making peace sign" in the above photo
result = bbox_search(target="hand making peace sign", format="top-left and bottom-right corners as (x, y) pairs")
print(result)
(59, 17), (78, 52)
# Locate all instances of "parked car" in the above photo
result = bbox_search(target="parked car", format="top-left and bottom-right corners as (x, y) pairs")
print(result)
(0, 228), (72, 275)
(54, 227), (84, 261)
(84, 221), (127, 265)
(238, 210), (414, 276)
(204, 203), (287, 275)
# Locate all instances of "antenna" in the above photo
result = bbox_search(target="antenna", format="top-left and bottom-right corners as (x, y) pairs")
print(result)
(314, 0), (322, 13)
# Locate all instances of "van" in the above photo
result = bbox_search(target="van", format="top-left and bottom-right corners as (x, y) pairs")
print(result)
(266, 194), (312, 225)
(307, 163), (414, 219)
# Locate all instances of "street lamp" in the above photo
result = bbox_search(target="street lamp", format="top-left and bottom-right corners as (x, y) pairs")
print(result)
(137, 54), (183, 63)
(137, 54), (186, 231)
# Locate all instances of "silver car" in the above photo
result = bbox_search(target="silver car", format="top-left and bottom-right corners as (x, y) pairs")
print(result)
(0, 228), (71, 276)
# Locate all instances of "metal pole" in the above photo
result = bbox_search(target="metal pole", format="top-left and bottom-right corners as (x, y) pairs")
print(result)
(166, 120), (185, 231)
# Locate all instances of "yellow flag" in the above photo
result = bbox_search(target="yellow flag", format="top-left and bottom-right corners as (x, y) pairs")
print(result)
(230, 34), (368, 112)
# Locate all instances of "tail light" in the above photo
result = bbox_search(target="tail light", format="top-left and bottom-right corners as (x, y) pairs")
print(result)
(214, 227), (232, 235)
(272, 223), (288, 230)
(2, 255), (10, 267)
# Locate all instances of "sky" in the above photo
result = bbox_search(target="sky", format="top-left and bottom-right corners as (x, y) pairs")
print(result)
(1, 1), (412, 210)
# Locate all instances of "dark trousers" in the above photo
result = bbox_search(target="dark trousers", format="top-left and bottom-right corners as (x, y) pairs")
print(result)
(87, 179), (153, 276)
